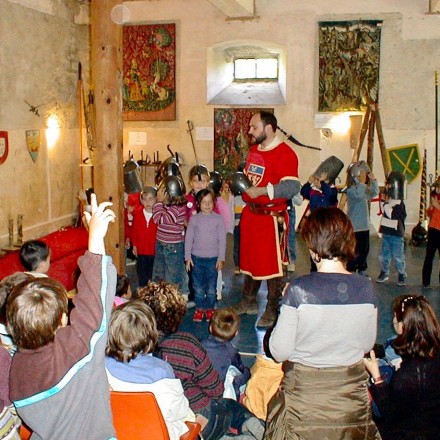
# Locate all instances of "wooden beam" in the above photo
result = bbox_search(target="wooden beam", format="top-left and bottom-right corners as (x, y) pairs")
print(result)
(90, 0), (125, 273)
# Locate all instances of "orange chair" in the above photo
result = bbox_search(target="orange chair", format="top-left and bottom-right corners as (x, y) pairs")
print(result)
(110, 390), (201, 440)
(20, 424), (32, 440)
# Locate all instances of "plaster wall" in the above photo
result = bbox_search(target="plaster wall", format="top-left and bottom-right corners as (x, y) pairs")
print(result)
(0, 0), (439, 250)
(0, 0), (89, 248)
(122, 0), (440, 231)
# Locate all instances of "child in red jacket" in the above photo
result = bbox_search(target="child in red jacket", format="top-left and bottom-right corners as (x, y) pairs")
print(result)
(131, 187), (158, 287)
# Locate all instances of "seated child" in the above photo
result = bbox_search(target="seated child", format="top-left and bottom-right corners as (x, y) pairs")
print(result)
(138, 281), (258, 439)
(0, 272), (33, 355)
(241, 327), (283, 421)
(113, 274), (133, 307)
(7, 194), (117, 439)
(0, 342), (20, 439)
(105, 300), (193, 440)
(19, 240), (51, 277)
(201, 307), (250, 400)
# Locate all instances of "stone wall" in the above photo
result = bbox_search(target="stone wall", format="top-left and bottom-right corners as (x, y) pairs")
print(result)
(0, 0), (89, 247)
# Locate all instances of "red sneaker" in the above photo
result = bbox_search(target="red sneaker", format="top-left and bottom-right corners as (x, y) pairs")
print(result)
(205, 309), (215, 321)
(193, 309), (204, 322)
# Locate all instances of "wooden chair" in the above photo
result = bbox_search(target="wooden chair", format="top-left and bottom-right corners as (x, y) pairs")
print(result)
(110, 390), (201, 440)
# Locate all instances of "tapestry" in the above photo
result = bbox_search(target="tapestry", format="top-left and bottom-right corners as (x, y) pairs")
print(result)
(123, 23), (176, 121)
(213, 108), (273, 178)
(318, 20), (382, 112)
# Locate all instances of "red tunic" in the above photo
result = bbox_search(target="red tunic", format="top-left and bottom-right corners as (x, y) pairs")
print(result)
(240, 140), (298, 279)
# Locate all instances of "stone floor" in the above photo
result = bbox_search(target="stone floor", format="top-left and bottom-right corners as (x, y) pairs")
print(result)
(127, 233), (440, 367)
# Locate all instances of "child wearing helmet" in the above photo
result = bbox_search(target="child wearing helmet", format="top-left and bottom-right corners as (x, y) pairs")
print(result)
(152, 176), (190, 300)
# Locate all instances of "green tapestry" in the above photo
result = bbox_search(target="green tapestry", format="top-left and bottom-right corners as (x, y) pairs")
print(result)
(318, 20), (382, 112)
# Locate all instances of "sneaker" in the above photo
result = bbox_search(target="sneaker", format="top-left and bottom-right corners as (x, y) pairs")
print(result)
(205, 309), (215, 321)
(358, 270), (371, 280)
(193, 309), (204, 322)
(422, 284), (432, 290)
(231, 301), (259, 315)
(182, 294), (196, 309)
(287, 262), (296, 272)
(234, 267), (241, 275)
(397, 274), (407, 287)
(376, 272), (389, 283)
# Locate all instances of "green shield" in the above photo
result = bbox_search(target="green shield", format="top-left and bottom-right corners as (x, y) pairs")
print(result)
(386, 144), (421, 184)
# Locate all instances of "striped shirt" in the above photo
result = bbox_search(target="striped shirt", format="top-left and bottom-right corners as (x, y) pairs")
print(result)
(157, 332), (224, 412)
(153, 203), (186, 244)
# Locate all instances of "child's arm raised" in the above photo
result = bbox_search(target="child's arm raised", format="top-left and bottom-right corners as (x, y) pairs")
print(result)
(83, 194), (116, 255)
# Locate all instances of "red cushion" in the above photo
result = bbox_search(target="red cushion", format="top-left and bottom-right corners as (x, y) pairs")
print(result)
(0, 227), (88, 291)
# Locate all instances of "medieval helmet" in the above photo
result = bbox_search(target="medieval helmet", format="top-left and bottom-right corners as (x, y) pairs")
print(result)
(156, 156), (181, 185)
(386, 170), (406, 199)
(230, 172), (252, 196)
(313, 156), (344, 183)
(159, 175), (186, 198)
(347, 160), (371, 187)
(123, 159), (143, 194)
(209, 171), (223, 195)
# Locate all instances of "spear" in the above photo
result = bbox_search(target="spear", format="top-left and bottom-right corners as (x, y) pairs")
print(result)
(435, 71), (438, 177)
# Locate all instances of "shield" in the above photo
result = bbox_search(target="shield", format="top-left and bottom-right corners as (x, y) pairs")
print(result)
(386, 143), (421, 184)
(26, 130), (41, 163)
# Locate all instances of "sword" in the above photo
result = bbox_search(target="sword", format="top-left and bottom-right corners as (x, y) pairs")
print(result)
(277, 126), (321, 151)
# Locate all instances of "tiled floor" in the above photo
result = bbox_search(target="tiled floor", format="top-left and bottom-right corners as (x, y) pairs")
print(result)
(127, 233), (440, 367)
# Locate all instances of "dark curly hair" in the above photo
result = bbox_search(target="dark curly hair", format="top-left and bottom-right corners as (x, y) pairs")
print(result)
(137, 281), (187, 335)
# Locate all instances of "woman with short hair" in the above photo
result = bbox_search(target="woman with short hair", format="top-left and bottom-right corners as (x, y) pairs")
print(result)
(265, 206), (380, 439)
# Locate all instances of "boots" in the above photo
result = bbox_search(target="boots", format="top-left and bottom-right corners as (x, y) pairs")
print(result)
(231, 275), (260, 315)
(256, 277), (283, 328)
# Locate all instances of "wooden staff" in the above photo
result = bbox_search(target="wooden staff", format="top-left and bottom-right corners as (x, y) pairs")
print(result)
(411, 149), (427, 246)
(435, 71), (438, 177)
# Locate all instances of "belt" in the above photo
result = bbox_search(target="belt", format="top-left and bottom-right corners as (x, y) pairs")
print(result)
(249, 204), (286, 221)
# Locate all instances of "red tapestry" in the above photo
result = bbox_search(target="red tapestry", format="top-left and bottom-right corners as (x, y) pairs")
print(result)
(213, 108), (273, 178)
(123, 23), (176, 121)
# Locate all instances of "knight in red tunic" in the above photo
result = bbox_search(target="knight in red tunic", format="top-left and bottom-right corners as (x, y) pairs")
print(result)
(232, 111), (300, 328)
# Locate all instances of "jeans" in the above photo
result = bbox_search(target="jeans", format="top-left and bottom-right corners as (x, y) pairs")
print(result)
(288, 208), (296, 262)
(192, 255), (217, 310)
(136, 254), (155, 287)
(379, 234), (406, 276)
(152, 241), (189, 294)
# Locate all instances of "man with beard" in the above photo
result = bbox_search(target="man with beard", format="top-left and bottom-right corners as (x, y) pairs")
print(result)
(232, 111), (300, 328)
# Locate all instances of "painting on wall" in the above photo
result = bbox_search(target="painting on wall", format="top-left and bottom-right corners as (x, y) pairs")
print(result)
(123, 23), (176, 121)
(318, 20), (382, 112)
(213, 108), (273, 178)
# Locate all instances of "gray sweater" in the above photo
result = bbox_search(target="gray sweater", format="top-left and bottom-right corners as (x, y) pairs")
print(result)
(347, 180), (379, 232)
(185, 212), (226, 262)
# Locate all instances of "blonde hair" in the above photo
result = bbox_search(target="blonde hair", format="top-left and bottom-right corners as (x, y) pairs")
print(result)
(106, 300), (158, 363)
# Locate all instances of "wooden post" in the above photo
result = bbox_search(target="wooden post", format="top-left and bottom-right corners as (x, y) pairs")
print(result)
(90, 0), (125, 273)
(374, 104), (391, 175)
(366, 107), (376, 172)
